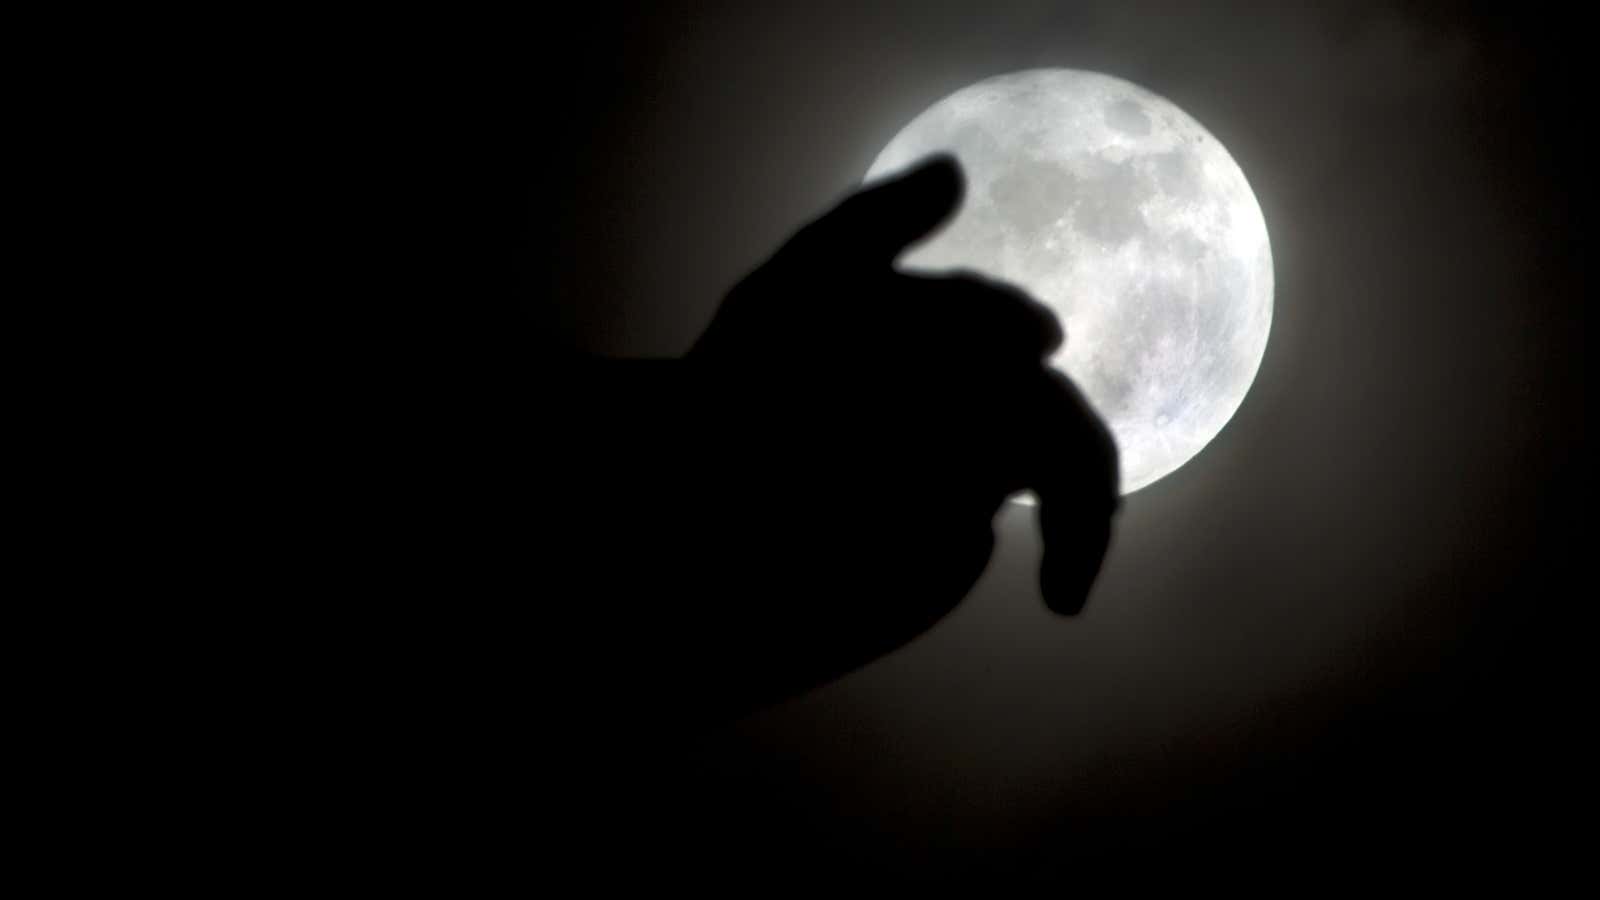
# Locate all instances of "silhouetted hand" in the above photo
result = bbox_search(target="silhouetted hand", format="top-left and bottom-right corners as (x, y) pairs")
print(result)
(553, 156), (1118, 722)
(691, 157), (1118, 699)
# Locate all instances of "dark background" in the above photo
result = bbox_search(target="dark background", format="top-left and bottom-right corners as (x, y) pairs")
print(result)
(486, 0), (1583, 883)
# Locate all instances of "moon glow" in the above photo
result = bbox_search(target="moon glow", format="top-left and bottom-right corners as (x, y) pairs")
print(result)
(867, 70), (1273, 494)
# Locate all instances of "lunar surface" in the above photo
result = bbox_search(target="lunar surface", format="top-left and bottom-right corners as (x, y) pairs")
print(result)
(867, 69), (1273, 494)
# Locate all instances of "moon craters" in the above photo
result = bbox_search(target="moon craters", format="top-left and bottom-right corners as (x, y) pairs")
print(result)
(868, 70), (1273, 493)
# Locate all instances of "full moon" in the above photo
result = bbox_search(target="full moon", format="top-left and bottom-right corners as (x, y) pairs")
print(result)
(867, 69), (1273, 494)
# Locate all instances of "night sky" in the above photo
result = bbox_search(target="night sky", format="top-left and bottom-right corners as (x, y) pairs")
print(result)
(510, 0), (1584, 882)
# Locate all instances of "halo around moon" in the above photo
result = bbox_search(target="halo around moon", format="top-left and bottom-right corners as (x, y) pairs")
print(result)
(867, 69), (1272, 494)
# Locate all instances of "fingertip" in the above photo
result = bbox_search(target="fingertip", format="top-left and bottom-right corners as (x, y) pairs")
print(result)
(882, 153), (965, 239)
(844, 153), (965, 261)
(1036, 305), (1062, 355)
(1035, 298), (1065, 359)
(904, 153), (963, 204)
(1040, 511), (1112, 616)
(1041, 568), (1089, 616)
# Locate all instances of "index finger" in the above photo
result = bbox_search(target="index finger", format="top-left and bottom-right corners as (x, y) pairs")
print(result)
(786, 155), (964, 268)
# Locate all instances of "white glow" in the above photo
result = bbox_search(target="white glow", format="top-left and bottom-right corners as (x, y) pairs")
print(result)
(868, 70), (1273, 494)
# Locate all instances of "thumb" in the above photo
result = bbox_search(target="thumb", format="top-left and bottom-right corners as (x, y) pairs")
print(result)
(791, 154), (964, 267)
(1025, 369), (1121, 615)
